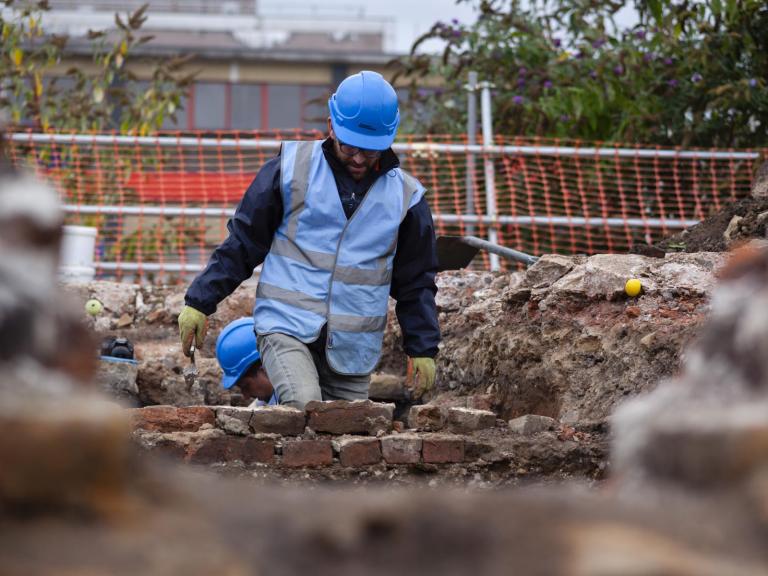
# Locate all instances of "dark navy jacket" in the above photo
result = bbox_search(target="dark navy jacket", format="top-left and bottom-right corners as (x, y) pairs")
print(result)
(185, 139), (441, 358)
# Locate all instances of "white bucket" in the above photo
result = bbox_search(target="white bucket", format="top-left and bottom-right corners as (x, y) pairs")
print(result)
(60, 225), (98, 282)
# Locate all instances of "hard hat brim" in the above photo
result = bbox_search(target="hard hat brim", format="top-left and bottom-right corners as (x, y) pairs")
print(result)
(330, 116), (395, 151)
(221, 373), (240, 390)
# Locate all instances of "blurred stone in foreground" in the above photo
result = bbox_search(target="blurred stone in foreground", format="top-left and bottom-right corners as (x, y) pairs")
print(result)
(1, 139), (767, 575)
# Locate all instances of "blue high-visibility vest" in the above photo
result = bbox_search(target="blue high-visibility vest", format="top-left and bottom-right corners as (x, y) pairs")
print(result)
(253, 140), (425, 375)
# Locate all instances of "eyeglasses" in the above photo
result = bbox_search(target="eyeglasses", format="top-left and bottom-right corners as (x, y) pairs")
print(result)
(336, 140), (382, 159)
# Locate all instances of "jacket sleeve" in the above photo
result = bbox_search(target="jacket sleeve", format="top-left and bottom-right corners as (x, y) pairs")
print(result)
(185, 157), (283, 315)
(390, 196), (441, 358)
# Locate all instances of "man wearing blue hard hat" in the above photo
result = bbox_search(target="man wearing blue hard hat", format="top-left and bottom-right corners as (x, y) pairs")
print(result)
(179, 71), (440, 409)
(216, 317), (277, 406)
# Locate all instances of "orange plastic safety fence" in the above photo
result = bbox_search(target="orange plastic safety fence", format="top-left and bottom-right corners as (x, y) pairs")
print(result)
(6, 129), (764, 282)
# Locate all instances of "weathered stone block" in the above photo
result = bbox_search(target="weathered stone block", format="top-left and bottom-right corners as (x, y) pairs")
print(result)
(132, 431), (191, 460)
(215, 406), (253, 436)
(306, 400), (394, 435)
(334, 437), (381, 467)
(381, 434), (422, 464)
(447, 407), (496, 434)
(177, 407), (216, 431)
(129, 406), (180, 432)
(508, 414), (556, 435)
(250, 406), (305, 435)
(282, 439), (333, 467)
(422, 434), (465, 463)
(96, 358), (139, 404)
(369, 373), (407, 401)
(408, 405), (445, 432)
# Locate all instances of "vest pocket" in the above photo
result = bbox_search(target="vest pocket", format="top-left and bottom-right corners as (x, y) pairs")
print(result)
(326, 330), (383, 375)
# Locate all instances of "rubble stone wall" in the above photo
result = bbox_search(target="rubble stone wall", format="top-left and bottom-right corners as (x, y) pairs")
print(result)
(129, 401), (607, 479)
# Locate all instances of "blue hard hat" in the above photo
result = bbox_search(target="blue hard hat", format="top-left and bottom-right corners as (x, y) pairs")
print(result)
(215, 317), (260, 390)
(328, 70), (400, 151)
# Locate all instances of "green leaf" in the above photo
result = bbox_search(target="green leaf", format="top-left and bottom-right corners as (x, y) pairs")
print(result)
(646, 0), (663, 25)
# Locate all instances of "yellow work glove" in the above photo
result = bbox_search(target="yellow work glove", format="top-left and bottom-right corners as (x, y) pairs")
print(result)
(408, 356), (436, 398)
(178, 305), (208, 357)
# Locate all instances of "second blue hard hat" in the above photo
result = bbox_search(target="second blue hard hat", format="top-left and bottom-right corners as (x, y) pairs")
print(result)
(215, 317), (260, 390)
(328, 70), (400, 151)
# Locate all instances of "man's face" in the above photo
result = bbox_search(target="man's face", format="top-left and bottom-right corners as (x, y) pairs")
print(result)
(328, 121), (380, 181)
(235, 364), (273, 402)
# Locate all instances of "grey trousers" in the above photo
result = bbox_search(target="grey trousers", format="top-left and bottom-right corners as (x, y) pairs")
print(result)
(257, 332), (370, 409)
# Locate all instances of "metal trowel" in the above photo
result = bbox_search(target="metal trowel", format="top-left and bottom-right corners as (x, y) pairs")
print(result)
(183, 345), (198, 388)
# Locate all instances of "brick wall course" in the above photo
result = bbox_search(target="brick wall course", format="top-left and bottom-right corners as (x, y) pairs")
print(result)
(306, 400), (394, 435)
(422, 434), (465, 464)
(408, 405), (445, 432)
(282, 439), (333, 467)
(250, 406), (306, 435)
(381, 434), (422, 464)
(333, 437), (382, 467)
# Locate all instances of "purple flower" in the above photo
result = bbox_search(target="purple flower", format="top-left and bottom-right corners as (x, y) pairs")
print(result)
(664, 57), (674, 66)
(613, 65), (624, 75)
(452, 29), (462, 38)
(513, 95), (524, 105)
(553, 38), (561, 48)
(643, 52), (655, 63)
(575, 51), (585, 60)
(691, 72), (703, 83)
(451, 18), (459, 25)
(592, 38), (607, 49)
(635, 29), (646, 40)
(417, 88), (430, 98)
(668, 79), (679, 87)
(517, 78), (526, 88)
(518, 66), (527, 76)
(543, 80), (553, 89)
(560, 114), (570, 122)
(749, 78), (758, 88)
(590, 70), (598, 79)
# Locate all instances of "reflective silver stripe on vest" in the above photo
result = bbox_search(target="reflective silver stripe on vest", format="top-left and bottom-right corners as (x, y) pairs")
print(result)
(329, 313), (387, 333)
(400, 170), (420, 220)
(285, 141), (315, 241)
(272, 237), (336, 270)
(272, 237), (392, 286)
(256, 281), (327, 316)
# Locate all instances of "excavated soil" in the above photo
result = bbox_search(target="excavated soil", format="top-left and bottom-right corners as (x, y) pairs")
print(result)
(656, 196), (768, 253)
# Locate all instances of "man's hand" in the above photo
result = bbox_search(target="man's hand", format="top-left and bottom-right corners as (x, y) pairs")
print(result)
(178, 305), (208, 357)
(408, 356), (436, 398)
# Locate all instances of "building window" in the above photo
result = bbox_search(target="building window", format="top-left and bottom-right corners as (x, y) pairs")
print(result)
(193, 82), (227, 130)
(267, 84), (302, 129)
(231, 83), (262, 130)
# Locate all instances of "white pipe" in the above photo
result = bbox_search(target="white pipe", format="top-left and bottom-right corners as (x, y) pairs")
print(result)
(479, 81), (500, 271)
(9, 132), (760, 159)
(61, 204), (698, 228)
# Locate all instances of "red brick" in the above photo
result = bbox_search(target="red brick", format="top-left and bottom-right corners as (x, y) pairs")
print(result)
(447, 407), (496, 433)
(282, 439), (333, 467)
(241, 436), (276, 464)
(381, 434), (422, 464)
(422, 434), (465, 464)
(129, 406), (180, 432)
(187, 431), (234, 464)
(177, 407), (216, 431)
(408, 405), (445, 432)
(336, 437), (381, 467)
(251, 406), (306, 435)
(306, 400), (394, 435)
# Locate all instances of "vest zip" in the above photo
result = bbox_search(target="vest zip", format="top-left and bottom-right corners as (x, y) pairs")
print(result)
(325, 178), (378, 352)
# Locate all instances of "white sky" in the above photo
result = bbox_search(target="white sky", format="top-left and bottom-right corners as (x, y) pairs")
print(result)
(260, 0), (478, 54)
